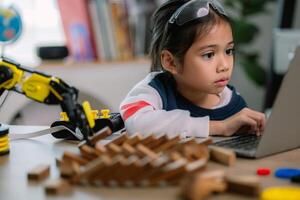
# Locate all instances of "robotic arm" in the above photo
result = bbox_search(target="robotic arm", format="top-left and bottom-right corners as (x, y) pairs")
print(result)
(0, 57), (124, 145)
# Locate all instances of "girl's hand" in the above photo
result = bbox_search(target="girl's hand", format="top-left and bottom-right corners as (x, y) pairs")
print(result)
(209, 108), (266, 137)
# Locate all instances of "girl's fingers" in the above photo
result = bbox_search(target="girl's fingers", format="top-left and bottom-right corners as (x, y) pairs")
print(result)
(241, 116), (258, 133)
(244, 109), (266, 133)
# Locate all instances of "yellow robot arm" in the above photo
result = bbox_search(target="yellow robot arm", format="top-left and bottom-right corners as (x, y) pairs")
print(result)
(0, 57), (95, 144)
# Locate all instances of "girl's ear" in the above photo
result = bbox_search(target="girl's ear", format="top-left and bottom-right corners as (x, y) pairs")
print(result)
(161, 50), (179, 75)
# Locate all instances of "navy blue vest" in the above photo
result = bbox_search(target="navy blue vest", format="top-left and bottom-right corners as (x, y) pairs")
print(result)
(148, 72), (247, 120)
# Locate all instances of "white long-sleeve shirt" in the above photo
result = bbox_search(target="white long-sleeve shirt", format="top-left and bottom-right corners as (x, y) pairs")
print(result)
(119, 72), (247, 138)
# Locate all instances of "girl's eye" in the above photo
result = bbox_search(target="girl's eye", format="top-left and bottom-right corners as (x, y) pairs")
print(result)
(202, 52), (215, 60)
(226, 48), (235, 56)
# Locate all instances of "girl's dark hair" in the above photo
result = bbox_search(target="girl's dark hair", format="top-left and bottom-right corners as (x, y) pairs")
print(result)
(149, 0), (232, 72)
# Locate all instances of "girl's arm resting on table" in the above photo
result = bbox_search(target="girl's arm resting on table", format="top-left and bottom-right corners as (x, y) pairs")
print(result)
(122, 107), (210, 138)
(120, 83), (209, 138)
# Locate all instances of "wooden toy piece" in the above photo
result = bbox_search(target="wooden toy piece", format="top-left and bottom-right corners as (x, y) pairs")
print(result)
(62, 151), (89, 166)
(27, 164), (50, 181)
(90, 155), (126, 184)
(104, 155), (130, 185)
(45, 179), (72, 195)
(121, 142), (137, 157)
(146, 134), (168, 149)
(94, 143), (108, 154)
(116, 155), (146, 185)
(182, 170), (227, 200)
(147, 158), (188, 186)
(185, 158), (207, 174)
(60, 160), (81, 178)
(103, 133), (128, 147)
(125, 133), (143, 146)
(183, 143), (209, 162)
(140, 134), (156, 146)
(90, 127), (112, 145)
(133, 155), (170, 184)
(107, 143), (122, 156)
(166, 140), (195, 154)
(197, 137), (213, 145)
(153, 135), (180, 153)
(124, 157), (154, 186)
(79, 144), (101, 160)
(71, 155), (112, 184)
(209, 146), (236, 166)
(136, 144), (159, 160)
(169, 151), (183, 161)
(225, 175), (261, 196)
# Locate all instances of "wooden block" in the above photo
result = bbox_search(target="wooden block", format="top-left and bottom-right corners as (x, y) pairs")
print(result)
(197, 137), (213, 145)
(183, 144), (209, 162)
(140, 134), (156, 146)
(95, 143), (108, 154)
(122, 143), (137, 157)
(136, 144), (159, 160)
(126, 134), (143, 146)
(27, 164), (50, 181)
(103, 156), (129, 184)
(116, 156), (144, 184)
(170, 151), (183, 161)
(185, 159), (207, 173)
(62, 151), (89, 165)
(225, 175), (261, 196)
(60, 160), (81, 178)
(71, 155), (112, 184)
(90, 155), (126, 183)
(45, 179), (72, 195)
(107, 133), (128, 146)
(147, 159), (187, 186)
(90, 127), (112, 145)
(79, 145), (101, 160)
(146, 134), (168, 149)
(209, 146), (236, 166)
(107, 143), (122, 156)
(154, 135), (180, 153)
(182, 170), (227, 200)
(132, 156), (170, 184)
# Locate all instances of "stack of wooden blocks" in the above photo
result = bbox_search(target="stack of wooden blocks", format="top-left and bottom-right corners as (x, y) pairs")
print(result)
(59, 127), (211, 187)
(27, 127), (261, 199)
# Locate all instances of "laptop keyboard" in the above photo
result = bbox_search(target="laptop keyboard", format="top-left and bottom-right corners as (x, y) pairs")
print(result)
(213, 134), (262, 152)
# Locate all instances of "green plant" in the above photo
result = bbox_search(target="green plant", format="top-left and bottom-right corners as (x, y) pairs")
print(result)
(224, 0), (276, 86)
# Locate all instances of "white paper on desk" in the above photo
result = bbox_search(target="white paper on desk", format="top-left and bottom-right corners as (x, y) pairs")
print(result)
(9, 126), (76, 140)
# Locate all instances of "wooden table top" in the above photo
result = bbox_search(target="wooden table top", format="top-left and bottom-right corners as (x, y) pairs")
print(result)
(0, 125), (299, 200)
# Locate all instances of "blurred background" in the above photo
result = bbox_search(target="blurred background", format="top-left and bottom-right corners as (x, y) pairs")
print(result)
(0, 0), (299, 126)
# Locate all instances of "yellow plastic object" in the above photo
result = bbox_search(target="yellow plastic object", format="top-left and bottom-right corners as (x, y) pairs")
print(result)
(60, 112), (69, 121)
(22, 74), (62, 103)
(82, 101), (95, 128)
(91, 110), (100, 119)
(0, 134), (9, 156)
(260, 187), (300, 200)
(0, 59), (23, 90)
(100, 109), (110, 119)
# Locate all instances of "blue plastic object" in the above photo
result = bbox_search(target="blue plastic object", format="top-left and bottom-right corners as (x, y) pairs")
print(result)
(275, 168), (300, 179)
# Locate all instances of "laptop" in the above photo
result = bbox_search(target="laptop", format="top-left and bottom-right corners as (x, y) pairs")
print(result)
(212, 47), (300, 158)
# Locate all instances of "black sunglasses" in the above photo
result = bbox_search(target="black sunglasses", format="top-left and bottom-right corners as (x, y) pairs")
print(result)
(168, 0), (227, 26)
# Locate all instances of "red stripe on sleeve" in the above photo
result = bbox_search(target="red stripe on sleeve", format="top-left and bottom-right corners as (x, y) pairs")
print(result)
(121, 101), (152, 120)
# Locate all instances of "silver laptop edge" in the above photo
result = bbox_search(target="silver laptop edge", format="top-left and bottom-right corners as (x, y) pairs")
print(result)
(255, 47), (300, 158)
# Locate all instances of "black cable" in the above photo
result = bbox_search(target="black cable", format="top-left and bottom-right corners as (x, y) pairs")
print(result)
(0, 90), (9, 109)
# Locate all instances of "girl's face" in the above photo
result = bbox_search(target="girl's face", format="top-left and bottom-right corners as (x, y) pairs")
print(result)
(174, 20), (234, 95)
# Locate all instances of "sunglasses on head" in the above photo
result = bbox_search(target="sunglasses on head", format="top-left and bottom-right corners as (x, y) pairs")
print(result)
(168, 0), (227, 26)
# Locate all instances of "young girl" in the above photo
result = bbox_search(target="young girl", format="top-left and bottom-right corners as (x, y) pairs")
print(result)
(119, 0), (266, 138)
